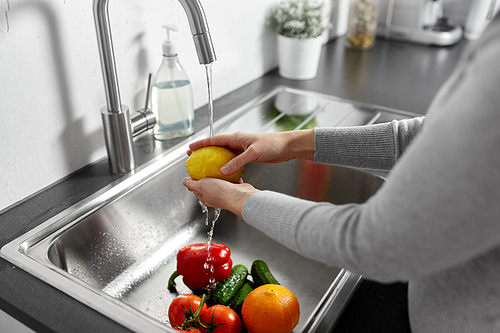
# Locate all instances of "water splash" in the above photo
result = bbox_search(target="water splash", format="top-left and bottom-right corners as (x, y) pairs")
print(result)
(200, 63), (223, 283)
(199, 200), (209, 226)
(206, 207), (221, 249)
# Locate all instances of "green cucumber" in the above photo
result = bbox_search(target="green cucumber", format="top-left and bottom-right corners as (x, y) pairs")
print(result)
(213, 264), (248, 305)
(228, 280), (254, 314)
(251, 260), (280, 286)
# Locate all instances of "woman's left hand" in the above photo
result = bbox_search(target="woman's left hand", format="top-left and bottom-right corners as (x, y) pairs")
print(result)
(182, 177), (260, 217)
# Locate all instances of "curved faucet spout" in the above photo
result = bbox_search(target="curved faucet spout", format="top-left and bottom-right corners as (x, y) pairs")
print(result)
(93, 0), (216, 174)
(93, 0), (216, 113)
(178, 0), (217, 65)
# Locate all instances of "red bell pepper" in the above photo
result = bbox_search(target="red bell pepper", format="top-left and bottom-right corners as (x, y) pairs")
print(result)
(168, 243), (232, 290)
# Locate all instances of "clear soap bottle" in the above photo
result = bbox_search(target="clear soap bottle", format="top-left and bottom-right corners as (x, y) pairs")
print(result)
(152, 24), (194, 140)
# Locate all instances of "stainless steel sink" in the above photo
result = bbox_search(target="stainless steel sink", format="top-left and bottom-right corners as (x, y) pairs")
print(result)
(1, 86), (414, 333)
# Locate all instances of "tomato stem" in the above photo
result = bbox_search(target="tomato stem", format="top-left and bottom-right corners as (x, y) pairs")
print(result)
(178, 294), (229, 332)
(180, 294), (208, 330)
(193, 294), (207, 318)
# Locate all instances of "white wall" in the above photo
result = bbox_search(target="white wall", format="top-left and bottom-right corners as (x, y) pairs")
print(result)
(0, 0), (283, 211)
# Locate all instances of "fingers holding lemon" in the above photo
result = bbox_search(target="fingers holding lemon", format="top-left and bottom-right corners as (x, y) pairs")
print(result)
(186, 146), (245, 183)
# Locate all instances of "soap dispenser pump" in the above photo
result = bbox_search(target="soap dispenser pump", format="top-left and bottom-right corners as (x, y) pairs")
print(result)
(152, 24), (194, 140)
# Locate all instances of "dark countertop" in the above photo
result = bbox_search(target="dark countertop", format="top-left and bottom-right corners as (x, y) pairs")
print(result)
(0, 36), (469, 332)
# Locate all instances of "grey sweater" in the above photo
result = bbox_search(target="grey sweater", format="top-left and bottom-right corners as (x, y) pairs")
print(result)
(242, 15), (500, 333)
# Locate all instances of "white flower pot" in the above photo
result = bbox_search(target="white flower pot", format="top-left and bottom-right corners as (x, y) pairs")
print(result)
(277, 34), (323, 80)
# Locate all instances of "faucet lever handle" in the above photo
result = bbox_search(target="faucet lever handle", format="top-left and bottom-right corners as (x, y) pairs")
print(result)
(132, 73), (156, 136)
(143, 73), (153, 112)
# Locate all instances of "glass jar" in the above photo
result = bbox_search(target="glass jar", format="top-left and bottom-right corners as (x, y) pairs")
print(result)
(345, 0), (379, 50)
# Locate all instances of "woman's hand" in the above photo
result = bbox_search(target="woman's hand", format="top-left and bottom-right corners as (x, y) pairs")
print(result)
(182, 177), (260, 217)
(187, 130), (314, 176)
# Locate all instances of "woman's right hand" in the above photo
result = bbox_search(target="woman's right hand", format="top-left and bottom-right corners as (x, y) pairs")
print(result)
(187, 130), (315, 176)
(182, 177), (259, 217)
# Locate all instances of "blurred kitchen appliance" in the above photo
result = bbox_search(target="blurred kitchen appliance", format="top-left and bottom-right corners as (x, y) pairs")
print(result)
(464, 0), (500, 40)
(328, 0), (351, 39)
(377, 0), (463, 46)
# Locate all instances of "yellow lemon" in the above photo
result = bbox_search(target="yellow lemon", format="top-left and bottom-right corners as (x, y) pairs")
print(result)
(186, 146), (244, 183)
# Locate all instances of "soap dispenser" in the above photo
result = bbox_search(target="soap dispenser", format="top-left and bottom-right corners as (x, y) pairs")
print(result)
(152, 24), (194, 140)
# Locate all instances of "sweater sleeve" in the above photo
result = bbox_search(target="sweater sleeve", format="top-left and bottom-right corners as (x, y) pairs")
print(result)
(314, 117), (424, 171)
(242, 17), (500, 282)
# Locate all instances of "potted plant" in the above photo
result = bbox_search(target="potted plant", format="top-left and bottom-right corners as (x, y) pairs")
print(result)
(271, 0), (329, 80)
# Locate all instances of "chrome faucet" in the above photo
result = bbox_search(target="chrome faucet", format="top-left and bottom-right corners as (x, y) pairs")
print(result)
(93, 0), (216, 174)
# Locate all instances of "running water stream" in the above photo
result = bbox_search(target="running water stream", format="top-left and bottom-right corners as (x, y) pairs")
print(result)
(206, 63), (215, 138)
(201, 63), (222, 283)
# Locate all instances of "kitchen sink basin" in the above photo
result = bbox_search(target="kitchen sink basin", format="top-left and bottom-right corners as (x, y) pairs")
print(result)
(1, 86), (414, 332)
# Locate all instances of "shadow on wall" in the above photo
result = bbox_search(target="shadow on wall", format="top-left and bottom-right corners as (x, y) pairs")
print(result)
(132, 32), (152, 109)
(261, 5), (279, 74)
(13, 1), (102, 172)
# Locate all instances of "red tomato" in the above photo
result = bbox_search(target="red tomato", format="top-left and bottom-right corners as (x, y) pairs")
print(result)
(174, 329), (201, 333)
(168, 294), (207, 330)
(198, 305), (241, 333)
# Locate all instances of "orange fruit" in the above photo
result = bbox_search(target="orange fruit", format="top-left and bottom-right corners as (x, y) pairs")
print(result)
(241, 284), (300, 333)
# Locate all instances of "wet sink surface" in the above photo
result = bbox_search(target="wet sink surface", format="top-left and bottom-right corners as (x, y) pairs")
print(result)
(1, 86), (414, 332)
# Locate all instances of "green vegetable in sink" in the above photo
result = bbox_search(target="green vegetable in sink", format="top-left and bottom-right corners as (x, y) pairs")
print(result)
(266, 106), (317, 132)
(228, 280), (254, 315)
(213, 264), (248, 305)
(251, 259), (280, 286)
